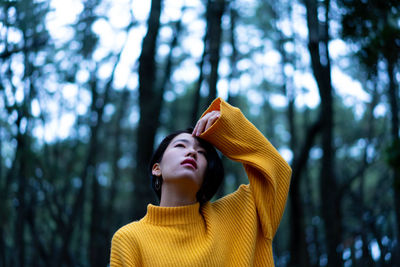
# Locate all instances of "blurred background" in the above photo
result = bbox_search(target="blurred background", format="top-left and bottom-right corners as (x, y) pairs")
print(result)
(1, 0), (399, 266)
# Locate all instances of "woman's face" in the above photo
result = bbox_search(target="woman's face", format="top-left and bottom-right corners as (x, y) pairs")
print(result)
(155, 133), (208, 191)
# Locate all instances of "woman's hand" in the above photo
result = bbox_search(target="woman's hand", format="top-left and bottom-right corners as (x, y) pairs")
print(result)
(192, 110), (220, 136)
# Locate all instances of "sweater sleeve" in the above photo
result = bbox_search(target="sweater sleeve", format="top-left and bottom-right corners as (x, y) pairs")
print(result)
(199, 98), (292, 239)
(110, 226), (142, 266)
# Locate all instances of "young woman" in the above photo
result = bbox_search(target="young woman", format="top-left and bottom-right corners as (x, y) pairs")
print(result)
(110, 98), (292, 266)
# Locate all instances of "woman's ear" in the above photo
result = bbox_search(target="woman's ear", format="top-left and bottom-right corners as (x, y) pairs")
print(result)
(152, 163), (161, 176)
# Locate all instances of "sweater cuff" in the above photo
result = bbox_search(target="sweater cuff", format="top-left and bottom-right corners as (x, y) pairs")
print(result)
(200, 97), (222, 117)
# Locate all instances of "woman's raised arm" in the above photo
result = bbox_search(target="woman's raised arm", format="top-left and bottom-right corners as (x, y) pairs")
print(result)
(197, 97), (292, 239)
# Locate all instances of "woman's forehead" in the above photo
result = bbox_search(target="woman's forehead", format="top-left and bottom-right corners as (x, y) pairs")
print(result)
(170, 133), (202, 147)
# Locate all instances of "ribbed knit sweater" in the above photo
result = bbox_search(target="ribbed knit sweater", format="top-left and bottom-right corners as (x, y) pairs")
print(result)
(110, 98), (292, 266)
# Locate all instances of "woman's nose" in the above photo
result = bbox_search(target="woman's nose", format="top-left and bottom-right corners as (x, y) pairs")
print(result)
(186, 148), (197, 159)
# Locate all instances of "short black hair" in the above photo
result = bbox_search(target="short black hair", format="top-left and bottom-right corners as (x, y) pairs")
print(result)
(149, 128), (224, 205)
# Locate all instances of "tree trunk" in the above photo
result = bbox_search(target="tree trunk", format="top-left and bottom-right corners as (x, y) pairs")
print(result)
(273, 3), (313, 263)
(191, 2), (211, 126)
(57, 76), (102, 266)
(304, 0), (342, 266)
(359, 82), (379, 267)
(206, 0), (225, 106)
(191, 45), (206, 126)
(26, 202), (51, 267)
(6, 109), (31, 267)
(386, 57), (400, 264)
(15, 131), (27, 267)
(88, 51), (122, 267)
(289, 118), (322, 267)
(0, 126), (5, 267)
(227, 5), (239, 106)
(271, 1), (319, 265)
(14, 20), (38, 266)
(106, 89), (130, 240)
(159, 8), (183, 116)
(134, 0), (163, 219)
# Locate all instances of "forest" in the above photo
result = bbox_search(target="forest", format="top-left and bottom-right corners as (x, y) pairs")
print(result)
(0, 0), (399, 266)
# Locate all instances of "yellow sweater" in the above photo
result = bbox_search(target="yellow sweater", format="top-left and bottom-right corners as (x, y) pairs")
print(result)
(110, 98), (292, 266)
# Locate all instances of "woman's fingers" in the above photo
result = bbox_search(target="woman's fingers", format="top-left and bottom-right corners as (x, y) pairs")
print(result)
(193, 111), (220, 136)
(204, 112), (220, 132)
(193, 117), (206, 136)
(193, 113), (208, 136)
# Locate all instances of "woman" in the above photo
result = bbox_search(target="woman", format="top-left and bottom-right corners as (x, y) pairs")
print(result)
(110, 98), (292, 266)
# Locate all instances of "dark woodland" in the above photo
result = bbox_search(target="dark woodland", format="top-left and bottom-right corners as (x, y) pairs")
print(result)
(1, 0), (399, 266)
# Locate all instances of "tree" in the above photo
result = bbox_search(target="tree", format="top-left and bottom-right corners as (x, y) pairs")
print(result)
(339, 0), (400, 263)
(0, 0), (50, 265)
(191, 0), (226, 125)
(134, 0), (164, 219)
(1, 0), (399, 266)
(304, 0), (342, 265)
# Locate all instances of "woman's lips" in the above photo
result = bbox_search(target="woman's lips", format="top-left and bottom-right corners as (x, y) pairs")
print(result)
(181, 158), (197, 169)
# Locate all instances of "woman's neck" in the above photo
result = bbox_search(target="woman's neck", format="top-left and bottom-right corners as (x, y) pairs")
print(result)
(159, 182), (198, 207)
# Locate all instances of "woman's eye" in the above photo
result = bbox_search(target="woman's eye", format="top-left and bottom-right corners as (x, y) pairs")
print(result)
(175, 143), (185, 148)
(198, 150), (206, 155)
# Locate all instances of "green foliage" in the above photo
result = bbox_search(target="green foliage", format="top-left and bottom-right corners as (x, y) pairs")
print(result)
(339, 0), (400, 68)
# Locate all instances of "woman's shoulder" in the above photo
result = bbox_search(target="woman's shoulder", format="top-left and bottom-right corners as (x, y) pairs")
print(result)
(112, 221), (144, 243)
(111, 221), (144, 264)
(200, 184), (258, 228)
(208, 184), (254, 213)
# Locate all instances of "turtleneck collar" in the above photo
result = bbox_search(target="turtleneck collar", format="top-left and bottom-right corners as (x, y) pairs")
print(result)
(141, 202), (203, 225)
